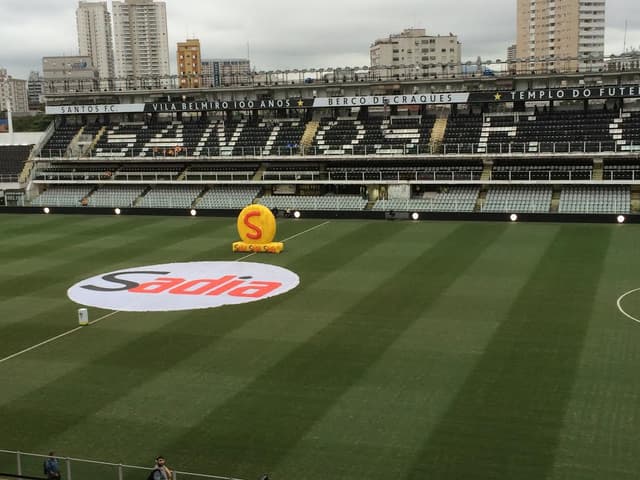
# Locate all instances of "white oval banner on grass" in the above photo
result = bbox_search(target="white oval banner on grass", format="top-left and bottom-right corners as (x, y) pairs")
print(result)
(68, 261), (300, 312)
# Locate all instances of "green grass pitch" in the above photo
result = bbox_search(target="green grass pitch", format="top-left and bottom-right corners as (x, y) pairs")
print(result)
(1, 213), (640, 480)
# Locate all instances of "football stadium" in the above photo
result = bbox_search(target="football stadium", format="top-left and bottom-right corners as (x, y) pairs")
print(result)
(4, 15), (640, 480)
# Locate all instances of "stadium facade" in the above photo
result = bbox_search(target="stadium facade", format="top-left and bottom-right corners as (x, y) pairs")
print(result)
(2, 65), (640, 222)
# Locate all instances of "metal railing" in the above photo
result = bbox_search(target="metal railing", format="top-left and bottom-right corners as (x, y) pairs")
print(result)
(602, 170), (640, 181)
(489, 170), (592, 181)
(0, 449), (246, 480)
(35, 140), (640, 160)
(39, 53), (640, 95)
(325, 170), (483, 182)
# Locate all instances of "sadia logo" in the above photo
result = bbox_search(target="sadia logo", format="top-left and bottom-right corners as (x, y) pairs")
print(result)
(67, 261), (300, 312)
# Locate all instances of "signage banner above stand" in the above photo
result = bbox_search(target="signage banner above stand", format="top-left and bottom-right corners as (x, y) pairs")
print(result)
(45, 85), (640, 114)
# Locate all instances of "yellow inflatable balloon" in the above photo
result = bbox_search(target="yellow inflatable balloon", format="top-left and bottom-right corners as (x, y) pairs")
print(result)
(237, 204), (276, 245)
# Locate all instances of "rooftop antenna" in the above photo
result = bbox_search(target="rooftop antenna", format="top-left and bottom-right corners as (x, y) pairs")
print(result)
(623, 20), (628, 53)
(247, 41), (251, 63)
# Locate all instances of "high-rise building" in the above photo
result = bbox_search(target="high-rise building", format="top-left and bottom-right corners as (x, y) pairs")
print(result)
(516, 0), (605, 72)
(177, 39), (202, 88)
(27, 71), (44, 110)
(76, 1), (115, 80)
(201, 59), (251, 87)
(507, 44), (517, 73)
(112, 0), (170, 81)
(0, 68), (29, 113)
(42, 56), (99, 94)
(370, 28), (462, 76)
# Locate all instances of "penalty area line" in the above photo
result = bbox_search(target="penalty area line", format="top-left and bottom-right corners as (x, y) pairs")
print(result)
(0, 221), (330, 364)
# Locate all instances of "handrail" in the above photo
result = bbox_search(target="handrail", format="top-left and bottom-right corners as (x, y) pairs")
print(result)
(0, 449), (247, 480)
(34, 139), (640, 160)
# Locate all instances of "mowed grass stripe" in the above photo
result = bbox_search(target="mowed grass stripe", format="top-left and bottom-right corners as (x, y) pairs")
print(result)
(549, 226), (640, 479)
(155, 223), (507, 478)
(272, 224), (562, 480)
(0, 302), (82, 357)
(0, 221), (400, 453)
(406, 224), (612, 480)
(0, 218), (237, 352)
(0, 214), (90, 238)
(0, 216), (167, 264)
(0, 217), (235, 300)
(44, 223), (458, 465)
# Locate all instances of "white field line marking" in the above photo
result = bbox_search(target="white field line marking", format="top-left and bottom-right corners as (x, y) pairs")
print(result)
(0, 221), (331, 364)
(234, 220), (331, 261)
(0, 310), (120, 364)
(616, 287), (640, 324)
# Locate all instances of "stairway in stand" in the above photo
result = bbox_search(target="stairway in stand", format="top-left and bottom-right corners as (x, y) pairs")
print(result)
(428, 117), (448, 153)
(299, 121), (319, 154)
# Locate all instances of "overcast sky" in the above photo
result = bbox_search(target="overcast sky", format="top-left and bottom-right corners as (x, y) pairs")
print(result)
(1, 0), (639, 80)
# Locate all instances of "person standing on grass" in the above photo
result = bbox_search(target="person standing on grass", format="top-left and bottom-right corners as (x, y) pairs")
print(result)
(151, 456), (173, 480)
(43, 452), (61, 479)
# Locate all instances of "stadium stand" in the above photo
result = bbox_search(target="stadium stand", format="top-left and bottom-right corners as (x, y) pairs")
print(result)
(602, 159), (640, 180)
(310, 116), (435, 155)
(490, 159), (592, 181)
(257, 194), (368, 211)
(31, 185), (93, 207)
(136, 185), (203, 208)
(267, 119), (306, 155)
(40, 125), (82, 157)
(0, 145), (33, 181)
(87, 185), (146, 207)
(482, 186), (553, 213)
(443, 110), (619, 154)
(326, 161), (483, 181)
(21, 100), (640, 216)
(35, 108), (640, 160)
(35, 164), (118, 181)
(196, 185), (261, 209)
(614, 111), (640, 151)
(262, 164), (322, 181)
(184, 164), (259, 181)
(558, 186), (631, 213)
(442, 114), (483, 153)
(89, 118), (308, 158)
(114, 164), (183, 181)
(372, 186), (480, 212)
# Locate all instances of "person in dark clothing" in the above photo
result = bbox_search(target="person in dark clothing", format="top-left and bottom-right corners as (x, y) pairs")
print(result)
(43, 452), (61, 479)
(151, 456), (172, 480)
